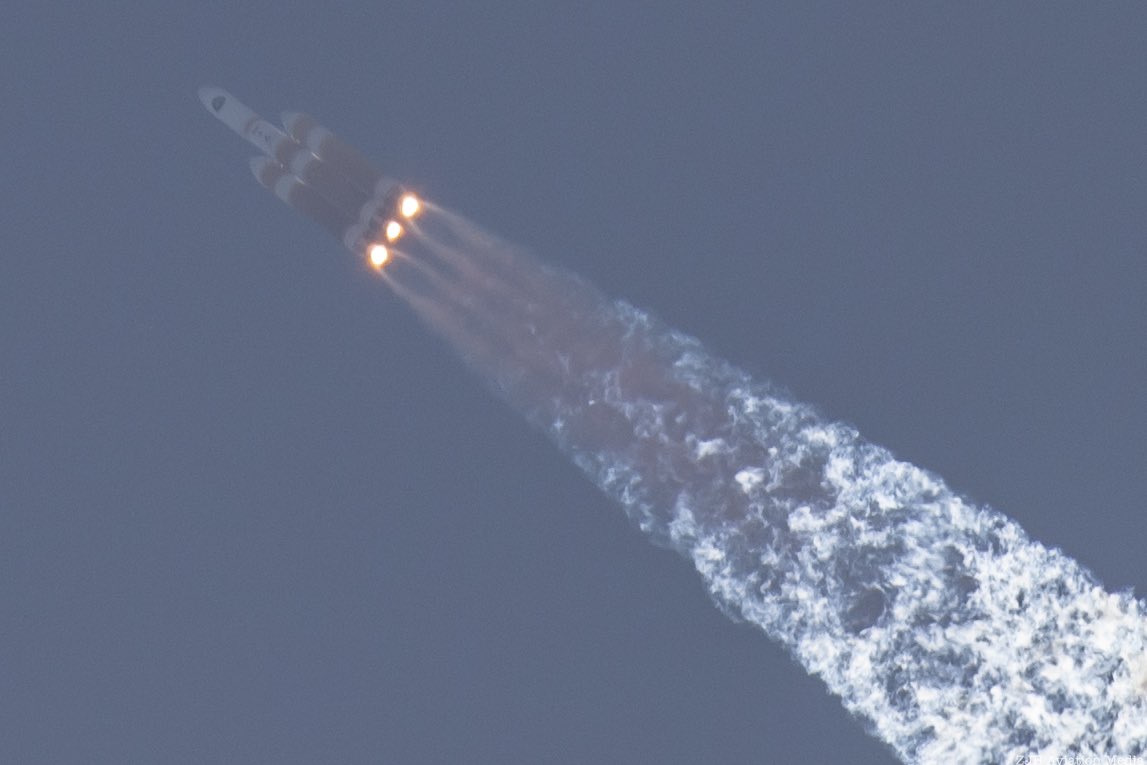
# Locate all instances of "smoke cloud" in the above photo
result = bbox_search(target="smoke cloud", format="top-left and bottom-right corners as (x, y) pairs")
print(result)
(384, 203), (1147, 762)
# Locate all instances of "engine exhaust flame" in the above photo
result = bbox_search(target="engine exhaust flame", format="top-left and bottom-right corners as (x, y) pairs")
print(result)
(380, 201), (1147, 763)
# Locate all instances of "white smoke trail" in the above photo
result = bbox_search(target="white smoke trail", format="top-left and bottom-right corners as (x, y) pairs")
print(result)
(393, 205), (1147, 762)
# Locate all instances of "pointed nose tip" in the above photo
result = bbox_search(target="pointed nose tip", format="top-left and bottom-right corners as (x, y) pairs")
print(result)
(280, 111), (301, 133)
(197, 86), (227, 113)
(249, 156), (275, 185)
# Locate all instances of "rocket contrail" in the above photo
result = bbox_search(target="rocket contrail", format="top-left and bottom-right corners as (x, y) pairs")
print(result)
(200, 89), (1147, 763)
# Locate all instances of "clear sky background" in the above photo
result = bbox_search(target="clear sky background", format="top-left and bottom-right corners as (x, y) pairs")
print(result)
(4, 4), (1145, 763)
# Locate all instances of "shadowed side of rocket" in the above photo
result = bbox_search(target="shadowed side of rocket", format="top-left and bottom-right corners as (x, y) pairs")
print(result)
(197, 86), (421, 268)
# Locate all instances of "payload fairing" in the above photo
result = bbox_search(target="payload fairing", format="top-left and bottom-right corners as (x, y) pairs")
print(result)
(197, 87), (420, 267)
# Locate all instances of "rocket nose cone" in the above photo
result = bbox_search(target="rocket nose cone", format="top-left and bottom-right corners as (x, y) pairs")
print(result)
(280, 111), (302, 135)
(197, 86), (228, 114)
(249, 156), (279, 186)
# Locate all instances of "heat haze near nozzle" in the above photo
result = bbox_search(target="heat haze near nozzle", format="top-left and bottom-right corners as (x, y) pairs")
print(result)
(197, 86), (422, 269)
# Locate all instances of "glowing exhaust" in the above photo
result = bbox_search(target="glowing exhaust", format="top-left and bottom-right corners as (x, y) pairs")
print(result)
(368, 243), (390, 268)
(399, 193), (422, 219)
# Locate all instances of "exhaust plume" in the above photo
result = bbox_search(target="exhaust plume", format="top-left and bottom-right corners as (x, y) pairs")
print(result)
(387, 203), (1147, 763)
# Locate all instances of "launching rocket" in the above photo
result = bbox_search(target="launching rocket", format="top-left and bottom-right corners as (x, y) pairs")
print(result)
(197, 87), (420, 268)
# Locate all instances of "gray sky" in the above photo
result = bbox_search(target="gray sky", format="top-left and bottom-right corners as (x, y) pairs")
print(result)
(4, 4), (1145, 763)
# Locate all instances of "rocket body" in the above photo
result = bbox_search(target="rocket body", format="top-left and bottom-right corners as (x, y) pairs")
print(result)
(198, 86), (419, 266)
(282, 111), (399, 200)
(198, 86), (290, 156)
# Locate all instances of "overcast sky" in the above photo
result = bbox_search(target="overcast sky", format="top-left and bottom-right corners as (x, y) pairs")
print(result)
(4, 4), (1145, 763)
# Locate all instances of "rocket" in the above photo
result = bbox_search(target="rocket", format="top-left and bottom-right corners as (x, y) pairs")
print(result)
(197, 87), (420, 268)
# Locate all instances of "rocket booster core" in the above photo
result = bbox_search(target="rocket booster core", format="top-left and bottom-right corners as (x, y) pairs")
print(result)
(198, 86), (423, 267)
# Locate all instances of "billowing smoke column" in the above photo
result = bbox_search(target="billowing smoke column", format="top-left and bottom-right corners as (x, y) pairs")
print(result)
(201, 91), (1147, 762)
(389, 211), (1147, 762)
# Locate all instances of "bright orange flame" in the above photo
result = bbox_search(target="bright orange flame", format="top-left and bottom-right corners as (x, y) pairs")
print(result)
(385, 220), (404, 242)
(399, 194), (421, 219)
(368, 244), (390, 268)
